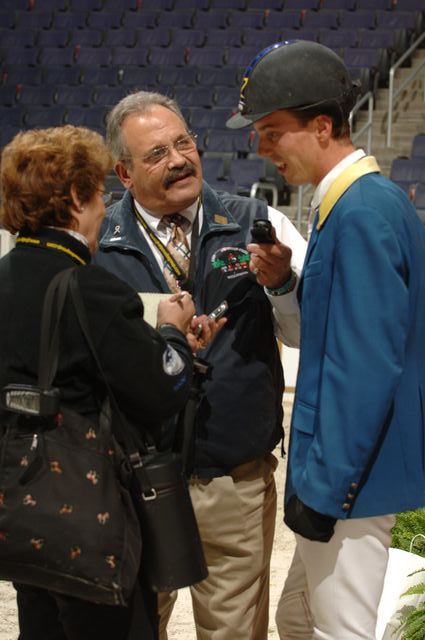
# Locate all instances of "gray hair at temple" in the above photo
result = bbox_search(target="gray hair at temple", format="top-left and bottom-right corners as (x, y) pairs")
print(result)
(106, 91), (188, 167)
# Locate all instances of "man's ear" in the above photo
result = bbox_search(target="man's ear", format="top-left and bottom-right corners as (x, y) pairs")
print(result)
(315, 115), (332, 142)
(115, 162), (133, 190)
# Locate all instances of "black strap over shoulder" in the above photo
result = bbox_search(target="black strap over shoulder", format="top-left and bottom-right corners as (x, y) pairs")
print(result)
(39, 268), (155, 491)
(38, 267), (75, 389)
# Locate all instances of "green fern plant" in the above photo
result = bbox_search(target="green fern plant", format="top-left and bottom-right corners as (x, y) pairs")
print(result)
(390, 510), (425, 639)
(392, 510), (425, 558)
(396, 570), (425, 640)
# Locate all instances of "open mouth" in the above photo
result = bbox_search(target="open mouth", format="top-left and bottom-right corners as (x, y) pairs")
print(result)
(276, 162), (287, 175)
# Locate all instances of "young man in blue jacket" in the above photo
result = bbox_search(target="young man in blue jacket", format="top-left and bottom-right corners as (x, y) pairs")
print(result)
(227, 39), (425, 639)
(94, 91), (307, 640)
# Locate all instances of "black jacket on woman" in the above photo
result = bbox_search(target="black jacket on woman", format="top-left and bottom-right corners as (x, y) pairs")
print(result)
(0, 227), (193, 437)
(0, 227), (193, 640)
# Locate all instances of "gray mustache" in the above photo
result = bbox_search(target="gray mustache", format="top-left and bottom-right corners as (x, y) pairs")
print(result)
(163, 163), (197, 189)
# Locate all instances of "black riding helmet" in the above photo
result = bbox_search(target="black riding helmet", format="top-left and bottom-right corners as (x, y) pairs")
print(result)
(226, 40), (360, 129)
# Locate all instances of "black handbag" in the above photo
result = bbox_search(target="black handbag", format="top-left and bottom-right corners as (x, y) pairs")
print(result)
(68, 271), (208, 593)
(0, 268), (142, 606)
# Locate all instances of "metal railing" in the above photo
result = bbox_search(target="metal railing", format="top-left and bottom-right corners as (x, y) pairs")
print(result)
(295, 90), (374, 231)
(386, 31), (425, 148)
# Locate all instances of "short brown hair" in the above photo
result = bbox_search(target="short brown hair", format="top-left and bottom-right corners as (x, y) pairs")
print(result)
(291, 100), (352, 139)
(0, 125), (112, 234)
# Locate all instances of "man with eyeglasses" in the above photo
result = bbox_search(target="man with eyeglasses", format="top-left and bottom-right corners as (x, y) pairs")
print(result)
(94, 91), (307, 640)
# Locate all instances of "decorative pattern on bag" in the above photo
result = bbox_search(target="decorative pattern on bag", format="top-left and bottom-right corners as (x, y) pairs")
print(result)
(0, 407), (142, 606)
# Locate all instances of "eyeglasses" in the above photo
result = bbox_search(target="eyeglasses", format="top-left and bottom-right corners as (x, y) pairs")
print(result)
(98, 190), (114, 206)
(138, 132), (198, 166)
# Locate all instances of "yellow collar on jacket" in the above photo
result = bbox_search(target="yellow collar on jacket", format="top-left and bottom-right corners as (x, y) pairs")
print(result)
(317, 155), (381, 230)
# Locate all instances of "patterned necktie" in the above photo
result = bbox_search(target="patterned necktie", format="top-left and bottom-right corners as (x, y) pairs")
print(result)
(161, 213), (191, 293)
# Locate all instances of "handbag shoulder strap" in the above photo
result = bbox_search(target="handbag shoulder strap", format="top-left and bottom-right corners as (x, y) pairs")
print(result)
(68, 271), (159, 494)
(38, 267), (76, 389)
(68, 271), (147, 456)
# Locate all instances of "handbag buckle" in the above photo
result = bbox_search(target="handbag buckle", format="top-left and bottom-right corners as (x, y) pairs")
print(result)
(142, 488), (158, 501)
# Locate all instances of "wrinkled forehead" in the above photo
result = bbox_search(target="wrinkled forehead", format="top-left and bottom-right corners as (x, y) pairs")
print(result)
(122, 106), (188, 152)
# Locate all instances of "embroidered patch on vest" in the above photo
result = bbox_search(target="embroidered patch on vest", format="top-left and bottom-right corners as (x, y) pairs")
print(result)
(213, 214), (228, 225)
(211, 247), (250, 279)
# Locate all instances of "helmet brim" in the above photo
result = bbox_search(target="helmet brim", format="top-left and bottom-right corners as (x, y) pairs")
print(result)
(226, 110), (272, 129)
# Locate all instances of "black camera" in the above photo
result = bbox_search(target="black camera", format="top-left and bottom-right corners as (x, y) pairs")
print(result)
(1, 384), (60, 416)
(250, 219), (275, 244)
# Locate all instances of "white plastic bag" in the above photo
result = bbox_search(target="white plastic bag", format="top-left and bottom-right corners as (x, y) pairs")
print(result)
(376, 544), (425, 639)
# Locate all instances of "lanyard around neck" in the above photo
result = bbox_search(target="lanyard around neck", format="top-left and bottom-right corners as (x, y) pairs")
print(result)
(132, 198), (201, 293)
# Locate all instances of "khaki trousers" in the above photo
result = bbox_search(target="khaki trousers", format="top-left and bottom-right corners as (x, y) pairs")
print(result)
(276, 514), (395, 640)
(158, 453), (278, 640)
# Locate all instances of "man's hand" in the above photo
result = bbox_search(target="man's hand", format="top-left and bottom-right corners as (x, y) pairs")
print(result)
(156, 291), (195, 334)
(186, 315), (227, 354)
(247, 229), (293, 289)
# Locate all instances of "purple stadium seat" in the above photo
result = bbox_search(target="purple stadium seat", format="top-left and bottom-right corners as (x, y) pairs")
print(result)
(121, 10), (158, 29)
(389, 158), (425, 193)
(1, 65), (42, 85)
(228, 157), (268, 192)
(157, 65), (198, 87)
(1, 28), (37, 48)
(149, 46), (187, 66)
(0, 85), (18, 106)
(193, 10), (230, 29)
(38, 47), (76, 67)
(339, 9), (377, 30)
(230, 9), (266, 29)
(18, 84), (56, 105)
(302, 9), (339, 29)
(411, 134), (425, 161)
(204, 28), (242, 47)
(16, 10), (53, 29)
(119, 65), (159, 87)
(137, 26), (171, 48)
(210, 0), (247, 9)
(186, 47), (225, 66)
(320, 0), (356, 7)
(171, 28), (206, 48)
(24, 105), (66, 127)
(87, 11), (124, 30)
(52, 11), (88, 29)
(242, 28), (282, 47)
(110, 47), (150, 66)
(173, 85), (216, 107)
(319, 28), (359, 48)
(1, 47), (39, 67)
(157, 10), (195, 29)
(225, 47), (263, 67)
(103, 29), (138, 48)
(66, 105), (108, 131)
(93, 85), (131, 106)
(55, 85), (94, 106)
(204, 128), (255, 154)
(42, 65), (82, 85)
(37, 30), (70, 48)
(189, 106), (234, 129)
(75, 46), (111, 66)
